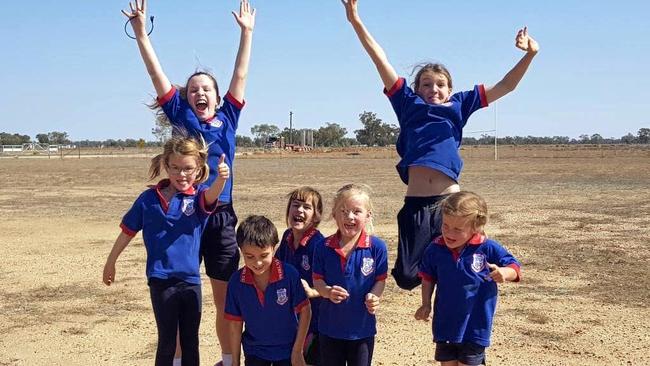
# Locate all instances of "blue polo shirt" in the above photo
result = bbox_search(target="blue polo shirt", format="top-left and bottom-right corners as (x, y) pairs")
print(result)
(225, 258), (310, 361)
(120, 179), (215, 285)
(312, 231), (388, 340)
(275, 227), (325, 334)
(418, 234), (521, 347)
(384, 77), (488, 184)
(158, 87), (243, 204)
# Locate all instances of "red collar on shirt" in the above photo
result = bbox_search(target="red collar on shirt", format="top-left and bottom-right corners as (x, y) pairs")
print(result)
(151, 179), (196, 213)
(325, 230), (371, 250)
(287, 227), (318, 248)
(240, 258), (284, 285)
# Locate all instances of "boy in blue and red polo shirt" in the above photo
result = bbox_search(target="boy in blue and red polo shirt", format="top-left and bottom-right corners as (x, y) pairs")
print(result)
(225, 215), (311, 366)
(415, 192), (521, 366)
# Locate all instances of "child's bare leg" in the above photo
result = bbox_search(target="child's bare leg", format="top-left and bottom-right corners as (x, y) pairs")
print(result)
(441, 361), (459, 366)
(210, 278), (231, 355)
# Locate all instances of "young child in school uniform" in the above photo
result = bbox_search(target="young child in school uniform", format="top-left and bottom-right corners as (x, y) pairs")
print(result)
(275, 187), (326, 365)
(103, 134), (229, 366)
(122, 1), (255, 363)
(341, 0), (538, 290)
(225, 215), (312, 366)
(415, 191), (521, 366)
(312, 184), (388, 366)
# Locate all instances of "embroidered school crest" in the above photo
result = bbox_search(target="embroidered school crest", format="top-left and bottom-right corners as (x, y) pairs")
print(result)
(471, 253), (486, 273)
(209, 119), (224, 128)
(360, 257), (375, 276)
(182, 197), (195, 216)
(276, 288), (288, 306)
(301, 255), (311, 271)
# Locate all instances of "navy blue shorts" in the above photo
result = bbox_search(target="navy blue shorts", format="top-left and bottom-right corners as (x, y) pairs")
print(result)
(435, 342), (486, 365)
(391, 195), (447, 290)
(201, 204), (240, 281)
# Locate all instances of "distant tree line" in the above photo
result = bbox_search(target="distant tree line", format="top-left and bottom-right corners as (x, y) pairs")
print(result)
(2, 122), (648, 148)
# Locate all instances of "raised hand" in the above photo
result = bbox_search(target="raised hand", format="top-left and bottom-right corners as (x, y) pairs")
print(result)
(217, 154), (230, 180)
(232, 0), (256, 32)
(341, 0), (360, 23)
(121, 0), (147, 35)
(515, 26), (539, 54)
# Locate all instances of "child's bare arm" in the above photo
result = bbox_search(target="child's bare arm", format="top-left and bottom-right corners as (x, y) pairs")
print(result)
(486, 263), (519, 283)
(341, 0), (399, 91)
(301, 279), (321, 298)
(228, 0), (256, 103)
(228, 320), (244, 366)
(291, 304), (311, 366)
(102, 232), (134, 285)
(122, 0), (172, 98)
(414, 280), (434, 321)
(485, 27), (539, 104)
(204, 154), (229, 205)
(314, 278), (349, 304)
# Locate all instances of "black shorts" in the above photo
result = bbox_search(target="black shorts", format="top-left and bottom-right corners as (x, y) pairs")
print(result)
(201, 204), (240, 281)
(304, 332), (320, 365)
(435, 342), (486, 365)
(391, 195), (447, 290)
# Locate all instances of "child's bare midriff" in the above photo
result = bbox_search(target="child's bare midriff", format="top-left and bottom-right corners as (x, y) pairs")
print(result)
(406, 166), (460, 197)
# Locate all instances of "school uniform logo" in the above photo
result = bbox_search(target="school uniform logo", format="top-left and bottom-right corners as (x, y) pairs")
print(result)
(209, 119), (224, 128)
(276, 288), (288, 306)
(182, 197), (195, 216)
(471, 253), (486, 273)
(361, 257), (375, 276)
(301, 255), (311, 271)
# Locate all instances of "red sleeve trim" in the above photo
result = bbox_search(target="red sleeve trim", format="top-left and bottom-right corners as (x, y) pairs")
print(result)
(224, 313), (243, 321)
(312, 273), (324, 281)
(294, 299), (311, 314)
(478, 84), (488, 108)
(418, 271), (434, 283)
(225, 92), (245, 110)
(119, 223), (137, 237)
(507, 263), (521, 282)
(375, 273), (388, 281)
(384, 78), (405, 98)
(157, 87), (176, 106)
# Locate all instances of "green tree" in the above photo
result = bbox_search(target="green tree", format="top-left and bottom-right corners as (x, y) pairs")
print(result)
(47, 131), (71, 145)
(354, 111), (399, 146)
(251, 124), (280, 146)
(638, 128), (650, 144)
(36, 134), (50, 144)
(151, 114), (172, 143)
(314, 123), (348, 147)
(236, 135), (255, 147)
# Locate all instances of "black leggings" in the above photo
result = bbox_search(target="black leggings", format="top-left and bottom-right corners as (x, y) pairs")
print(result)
(149, 278), (202, 366)
(319, 334), (374, 366)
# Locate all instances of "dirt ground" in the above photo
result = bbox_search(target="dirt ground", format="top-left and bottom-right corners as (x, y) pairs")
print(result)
(1, 147), (649, 365)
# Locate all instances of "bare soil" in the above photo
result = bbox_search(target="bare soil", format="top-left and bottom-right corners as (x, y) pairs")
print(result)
(0, 146), (648, 365)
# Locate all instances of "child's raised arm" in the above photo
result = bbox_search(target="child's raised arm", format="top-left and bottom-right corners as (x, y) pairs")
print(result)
(341, 0), (399, 91)
(484, 27), (539, 104)
(122, 0), (172, 98)
(228, 0), (256, 103)
(204, 154), (230, 205)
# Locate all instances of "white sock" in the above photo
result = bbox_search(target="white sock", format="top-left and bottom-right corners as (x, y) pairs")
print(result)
(221, 353), (233, 366)
(172, 357), (182, 366)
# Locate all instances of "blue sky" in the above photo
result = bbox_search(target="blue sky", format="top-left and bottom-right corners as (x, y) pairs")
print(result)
(0, 1), (648, 141)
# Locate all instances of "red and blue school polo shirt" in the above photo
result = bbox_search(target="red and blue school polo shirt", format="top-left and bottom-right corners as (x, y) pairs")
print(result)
(312, 231), (388, 340)
(120, 179), (215, 285)
(385, 77), (488, 184)
(225, 258), (310, 361)
(418, 234), (521, 347)
(158, 87), (243, 204)
(275, 227), (325, 334)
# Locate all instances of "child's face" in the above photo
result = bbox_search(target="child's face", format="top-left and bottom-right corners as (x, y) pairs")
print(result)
(441, 214), (478, 250)
(416, 71), (452, 105)
(333, 195), (371, 242)
(241, 243), (275, 277)
(165, 153), (199, 192)
(187, 74), (218, 122)
(288, 198), (316, 233)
